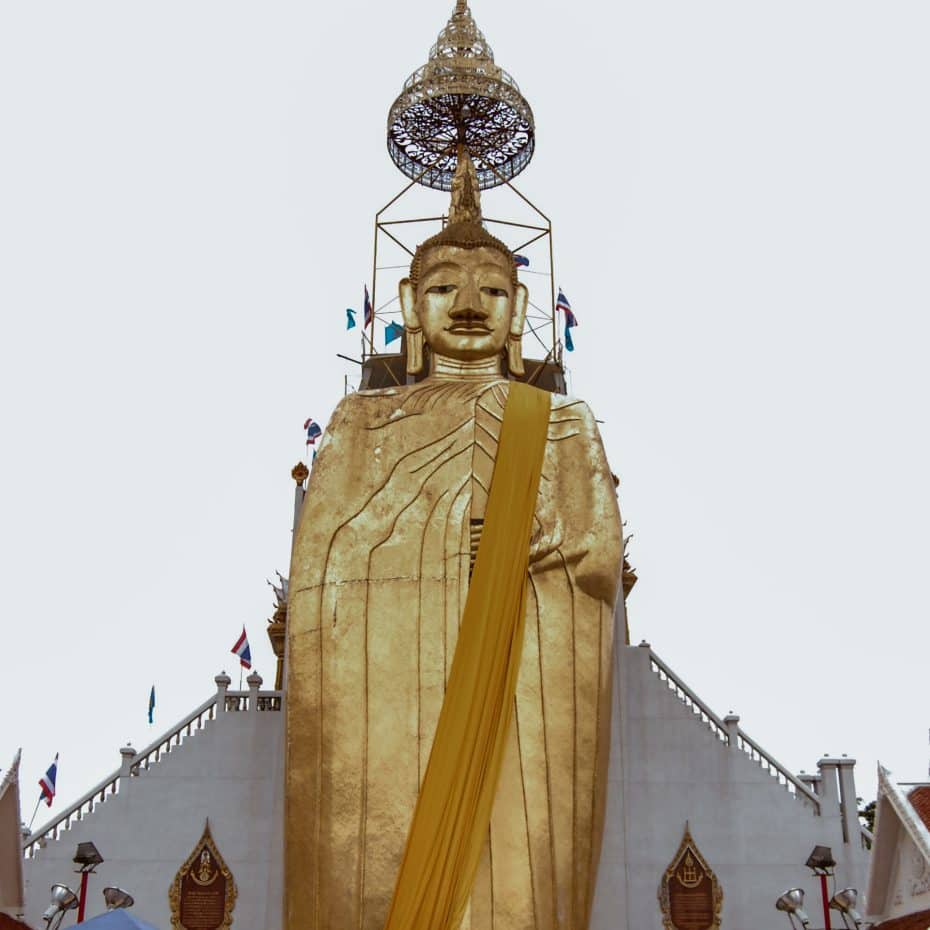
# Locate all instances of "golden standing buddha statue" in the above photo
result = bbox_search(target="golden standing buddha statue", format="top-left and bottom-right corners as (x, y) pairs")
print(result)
(285, 152), (623, 930)
(286, 6), (623, 930)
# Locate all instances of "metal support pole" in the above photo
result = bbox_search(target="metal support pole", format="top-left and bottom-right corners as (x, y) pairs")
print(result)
(77, 869), (90, 923)
(820, 873), (831, 930)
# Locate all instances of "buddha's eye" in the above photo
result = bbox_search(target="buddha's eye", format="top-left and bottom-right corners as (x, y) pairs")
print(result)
(482, 286), (509, 298)
(426, 284), (456, 295)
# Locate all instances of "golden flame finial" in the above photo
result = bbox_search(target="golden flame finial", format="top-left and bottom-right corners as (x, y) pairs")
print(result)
(448, 145), (482, 225)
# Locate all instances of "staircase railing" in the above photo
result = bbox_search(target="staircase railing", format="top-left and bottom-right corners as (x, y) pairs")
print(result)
(646, 646), (821, 813)
(23, 677), (283, 858)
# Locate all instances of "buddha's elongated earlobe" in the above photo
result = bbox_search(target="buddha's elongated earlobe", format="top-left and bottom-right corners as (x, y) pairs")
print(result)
(507, 282), (528, 376)
(399, 277), (424, 374)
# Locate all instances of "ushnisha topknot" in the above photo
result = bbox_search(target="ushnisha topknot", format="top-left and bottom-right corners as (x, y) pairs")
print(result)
(409, 145), (517, 291)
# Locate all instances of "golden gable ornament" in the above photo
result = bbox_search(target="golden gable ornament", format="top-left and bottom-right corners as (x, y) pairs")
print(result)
(658, 824), (723, 930)
(169, 820), (237, 930)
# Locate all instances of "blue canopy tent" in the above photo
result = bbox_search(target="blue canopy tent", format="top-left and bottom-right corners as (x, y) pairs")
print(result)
(75, 912), (160, 930)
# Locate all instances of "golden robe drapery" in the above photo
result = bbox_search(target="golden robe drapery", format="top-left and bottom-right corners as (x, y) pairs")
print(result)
(286, 379), (623, 930)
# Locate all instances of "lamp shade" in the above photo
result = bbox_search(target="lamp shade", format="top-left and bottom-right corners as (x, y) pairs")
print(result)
(49, 884), (79, 910)
(805, 845), (836, 871)
(775, 888), (811, 926)
(103, 887), (135, 910)
(74, 841), (104, 868)
(830, 888), (863, 926)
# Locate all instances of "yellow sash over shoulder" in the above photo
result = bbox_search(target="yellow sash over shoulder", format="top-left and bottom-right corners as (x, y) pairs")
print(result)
(382, 380), (552, 930)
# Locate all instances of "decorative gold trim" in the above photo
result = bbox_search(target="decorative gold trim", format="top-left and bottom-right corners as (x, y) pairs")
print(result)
(657, 822), (723, 930)
(169, 819), (237, 930)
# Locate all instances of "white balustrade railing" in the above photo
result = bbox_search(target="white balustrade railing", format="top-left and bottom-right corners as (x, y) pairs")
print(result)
(648, 651), (730, 744)
(647, 648), (821, 814)
(23, 681), (283, 859)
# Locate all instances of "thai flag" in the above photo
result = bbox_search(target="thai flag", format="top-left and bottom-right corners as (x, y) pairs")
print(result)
(304, 418), (322, 446)
(514, 254), (530, 268)
(556, 288), (578, 328)
(38, 754), (58, 808)
(364, 286), (373, 328)
(231, 626), (252, 670)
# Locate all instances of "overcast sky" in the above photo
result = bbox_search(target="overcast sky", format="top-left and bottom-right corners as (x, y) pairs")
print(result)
(2, 1), (928, 828)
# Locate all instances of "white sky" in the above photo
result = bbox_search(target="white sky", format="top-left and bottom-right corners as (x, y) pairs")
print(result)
(2, 1), (928, 827)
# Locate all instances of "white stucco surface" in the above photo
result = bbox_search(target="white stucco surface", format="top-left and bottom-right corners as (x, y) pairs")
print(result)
(22, 696), (284, 930)
(592, 641), (870, 930)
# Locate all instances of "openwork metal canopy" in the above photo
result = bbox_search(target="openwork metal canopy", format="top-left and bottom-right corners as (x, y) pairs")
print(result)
(387, 0), (535, 191)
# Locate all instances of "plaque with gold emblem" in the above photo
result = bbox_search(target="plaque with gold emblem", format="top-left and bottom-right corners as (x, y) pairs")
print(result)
(658, 824), (723, 930)
(169, 820), (237, 930)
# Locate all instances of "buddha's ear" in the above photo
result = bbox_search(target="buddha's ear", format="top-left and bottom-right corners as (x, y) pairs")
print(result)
(399, 278), (425, 375)
(510, 282), (528, 338)
(399, 278), (418, 329)
(507, 283), (529, 377)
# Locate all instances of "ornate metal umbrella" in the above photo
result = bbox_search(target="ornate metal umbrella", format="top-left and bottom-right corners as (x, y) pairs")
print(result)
(387, 0), (535, 191)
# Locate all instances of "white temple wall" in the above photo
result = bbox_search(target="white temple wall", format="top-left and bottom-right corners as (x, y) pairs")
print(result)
(22, 703), (284, 930)
(592, 643), (870, 930)
(22, 642), (870, 930)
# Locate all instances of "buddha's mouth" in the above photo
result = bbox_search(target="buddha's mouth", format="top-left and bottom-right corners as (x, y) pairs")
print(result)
(446, 323), (492, 333)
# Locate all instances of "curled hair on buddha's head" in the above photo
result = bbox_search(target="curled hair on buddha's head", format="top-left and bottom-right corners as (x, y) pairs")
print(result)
(409, 145), (517, 292)
(408, 221), (518, 293)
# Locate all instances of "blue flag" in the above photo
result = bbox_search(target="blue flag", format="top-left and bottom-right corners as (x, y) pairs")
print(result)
(346, 308), (356, 330)
(384, 321), (404, 345)
(148, 685), (155, 724)
(564, 323), (574, 352)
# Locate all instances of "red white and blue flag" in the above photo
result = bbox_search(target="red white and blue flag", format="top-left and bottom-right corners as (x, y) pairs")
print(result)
(304, 418), (322, 446)
(231, 626), (252, 670)
(556, 288), (578, 328)
(38, 753), (58, 808)
(514, 254), (530, 269)
(364, 285), (373, 328)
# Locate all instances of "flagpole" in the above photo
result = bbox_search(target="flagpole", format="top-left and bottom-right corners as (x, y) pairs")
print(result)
(239, 666), (243, 691)
(28, 796), (43, 831)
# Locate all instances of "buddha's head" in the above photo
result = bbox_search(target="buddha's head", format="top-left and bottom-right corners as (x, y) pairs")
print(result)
(398, 149), (528, 376)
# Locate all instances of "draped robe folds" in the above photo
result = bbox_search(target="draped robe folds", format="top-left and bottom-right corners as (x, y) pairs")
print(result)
(286, 379), (623, 930)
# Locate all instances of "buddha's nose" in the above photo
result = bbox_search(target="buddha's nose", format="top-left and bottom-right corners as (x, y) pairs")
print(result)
(450, 281), (488, 319)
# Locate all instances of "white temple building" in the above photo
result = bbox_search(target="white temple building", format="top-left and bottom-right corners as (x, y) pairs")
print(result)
(864, 765), (930, 929)
(15, 611), (872, 930)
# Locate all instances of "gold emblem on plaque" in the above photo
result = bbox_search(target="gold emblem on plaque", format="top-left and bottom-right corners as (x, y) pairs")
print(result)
(658, 823), (723, 930)
(169, 820), (237, 930)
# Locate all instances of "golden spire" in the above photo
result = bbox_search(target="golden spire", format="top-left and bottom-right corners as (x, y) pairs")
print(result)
(448, 146), (481, 225)
(387, 2), (534, 191)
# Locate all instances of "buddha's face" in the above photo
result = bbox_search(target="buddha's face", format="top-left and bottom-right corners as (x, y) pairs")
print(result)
(400, 245), (527, 363)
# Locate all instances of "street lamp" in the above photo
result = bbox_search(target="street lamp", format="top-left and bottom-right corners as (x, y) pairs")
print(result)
(830, 888), (864, 929)
(805, 845), (837, 930)
(775, 888), (812, 929)
(41, 884), (79, 930)
(102, 887), (135, 910)
(73, 841), (104, 923)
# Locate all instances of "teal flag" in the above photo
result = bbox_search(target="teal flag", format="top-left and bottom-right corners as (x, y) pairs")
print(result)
(564, 323), (574, 352)
(346, 308), (357, 330)
(384, 321), (404, 345)
(148, 685), (155, 724)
